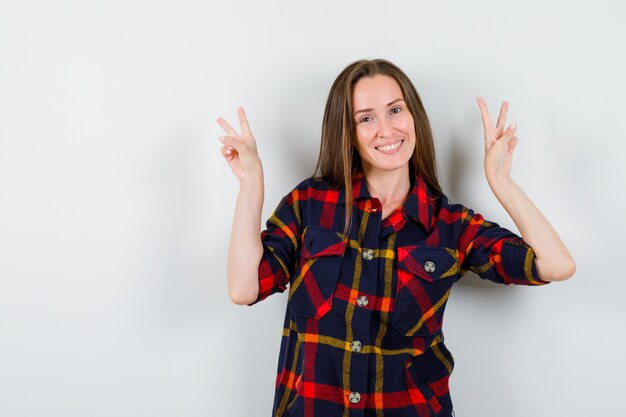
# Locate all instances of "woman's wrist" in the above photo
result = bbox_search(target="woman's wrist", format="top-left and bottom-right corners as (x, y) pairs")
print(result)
(486, 169), (512, 190)
(240, 173), (264, 192)
(486, 170), (516, 208)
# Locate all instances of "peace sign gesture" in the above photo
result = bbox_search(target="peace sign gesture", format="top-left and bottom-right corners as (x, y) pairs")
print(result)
(476, 96), (519, 181)
(216, 106), (263, 183)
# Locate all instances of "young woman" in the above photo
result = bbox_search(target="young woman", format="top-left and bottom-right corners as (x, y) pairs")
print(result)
(217, 59), (575, 417)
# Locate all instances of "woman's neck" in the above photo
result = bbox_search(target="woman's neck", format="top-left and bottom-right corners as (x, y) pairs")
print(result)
(361, 164), (411, 205)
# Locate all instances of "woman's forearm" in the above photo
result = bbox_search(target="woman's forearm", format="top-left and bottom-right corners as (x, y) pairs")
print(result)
(487, 172), (576, 281)
(226, 176), (264, 304)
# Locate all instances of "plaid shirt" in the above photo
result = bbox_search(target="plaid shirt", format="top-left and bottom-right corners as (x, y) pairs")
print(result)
(248, 165), (550, 417)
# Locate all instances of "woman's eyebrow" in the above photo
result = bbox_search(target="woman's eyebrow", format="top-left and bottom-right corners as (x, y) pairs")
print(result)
(354, 98), (404, 116)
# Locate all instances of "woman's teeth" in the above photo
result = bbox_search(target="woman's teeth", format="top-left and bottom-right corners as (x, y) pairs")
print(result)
(376, 140), (403, 153)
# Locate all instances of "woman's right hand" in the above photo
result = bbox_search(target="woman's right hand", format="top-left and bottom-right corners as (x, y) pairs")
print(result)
(216, 106), (263, 183)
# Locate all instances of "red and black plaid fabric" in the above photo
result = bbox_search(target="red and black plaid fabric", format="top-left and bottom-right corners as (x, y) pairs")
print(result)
(248, 165), (550, 417)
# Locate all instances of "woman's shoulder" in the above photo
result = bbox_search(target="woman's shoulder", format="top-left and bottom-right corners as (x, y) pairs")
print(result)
(284, 174), (340, 197)
(434, 193), (512, 238)
(433, 191), (480, 225)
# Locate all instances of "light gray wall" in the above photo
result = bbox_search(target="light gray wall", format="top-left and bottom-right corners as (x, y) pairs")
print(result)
(1, 1), (623, 416)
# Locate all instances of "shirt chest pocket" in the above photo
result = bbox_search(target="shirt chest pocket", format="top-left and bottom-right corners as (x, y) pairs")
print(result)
(288, 225), (346, 320)
(392, 245), (459, 337)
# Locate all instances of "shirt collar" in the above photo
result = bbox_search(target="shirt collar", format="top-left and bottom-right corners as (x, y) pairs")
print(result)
(351, 164), (436, 233)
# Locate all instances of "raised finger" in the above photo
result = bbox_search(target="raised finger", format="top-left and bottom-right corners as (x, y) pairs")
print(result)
(476, 96), (493, 131)
(495, 101), (509, 132)
(237, 107), (252, 136)
(216, 117), (240, 137)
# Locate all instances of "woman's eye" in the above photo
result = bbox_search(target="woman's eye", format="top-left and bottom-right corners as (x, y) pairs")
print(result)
(391, 107), (401, 114)
(359, 116), (372, 123)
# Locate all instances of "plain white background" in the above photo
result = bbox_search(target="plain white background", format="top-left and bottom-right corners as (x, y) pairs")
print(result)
(1, 1), (624, 416)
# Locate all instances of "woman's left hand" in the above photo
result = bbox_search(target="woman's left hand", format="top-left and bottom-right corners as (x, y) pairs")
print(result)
(476, 96), (519, 182)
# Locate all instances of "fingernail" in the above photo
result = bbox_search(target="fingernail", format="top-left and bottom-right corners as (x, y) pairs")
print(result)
(510, 122), (517, 130)
(218, 136), (225, 143)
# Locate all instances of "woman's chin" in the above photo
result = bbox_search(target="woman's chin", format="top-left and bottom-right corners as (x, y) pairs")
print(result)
(363, 159), (411, 174)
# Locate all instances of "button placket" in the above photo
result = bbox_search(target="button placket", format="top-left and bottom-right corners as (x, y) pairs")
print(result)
(348, 242), (370, 404)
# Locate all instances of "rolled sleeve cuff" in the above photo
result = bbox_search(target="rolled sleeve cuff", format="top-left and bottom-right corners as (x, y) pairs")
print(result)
(497, 237), (551, 286)
(246, 246), (290, 306)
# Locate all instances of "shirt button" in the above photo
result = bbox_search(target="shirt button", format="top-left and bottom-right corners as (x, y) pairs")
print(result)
(424, 260), (436, 273)
(356, 295), (369, 308)
(349, 391), (361, 404)
(351, 340), (362, 352)
(362, 249), (374, 261)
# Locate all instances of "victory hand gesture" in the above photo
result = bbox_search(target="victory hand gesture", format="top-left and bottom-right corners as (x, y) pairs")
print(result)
(476, 96), (519, 181)
(217, 107), (263, 183)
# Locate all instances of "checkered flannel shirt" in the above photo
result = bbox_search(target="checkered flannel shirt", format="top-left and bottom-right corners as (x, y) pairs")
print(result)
(248, 165), (550, 417)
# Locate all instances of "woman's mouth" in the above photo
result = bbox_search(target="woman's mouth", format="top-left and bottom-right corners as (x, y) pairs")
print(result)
(375, 139), (404, 154)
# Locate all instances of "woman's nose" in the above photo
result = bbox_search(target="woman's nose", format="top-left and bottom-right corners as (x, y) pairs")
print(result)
(378, 116), (394, 138)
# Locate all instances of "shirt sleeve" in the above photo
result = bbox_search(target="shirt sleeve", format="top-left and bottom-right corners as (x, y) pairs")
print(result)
(457, 207), (550, 286)
(247, 190), (302, 306)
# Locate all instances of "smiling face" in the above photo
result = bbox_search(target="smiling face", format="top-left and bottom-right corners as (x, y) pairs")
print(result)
(352, 74), (416, 175)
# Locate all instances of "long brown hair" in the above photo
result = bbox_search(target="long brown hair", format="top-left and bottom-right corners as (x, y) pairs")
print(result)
(313, 58), (443, 237)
